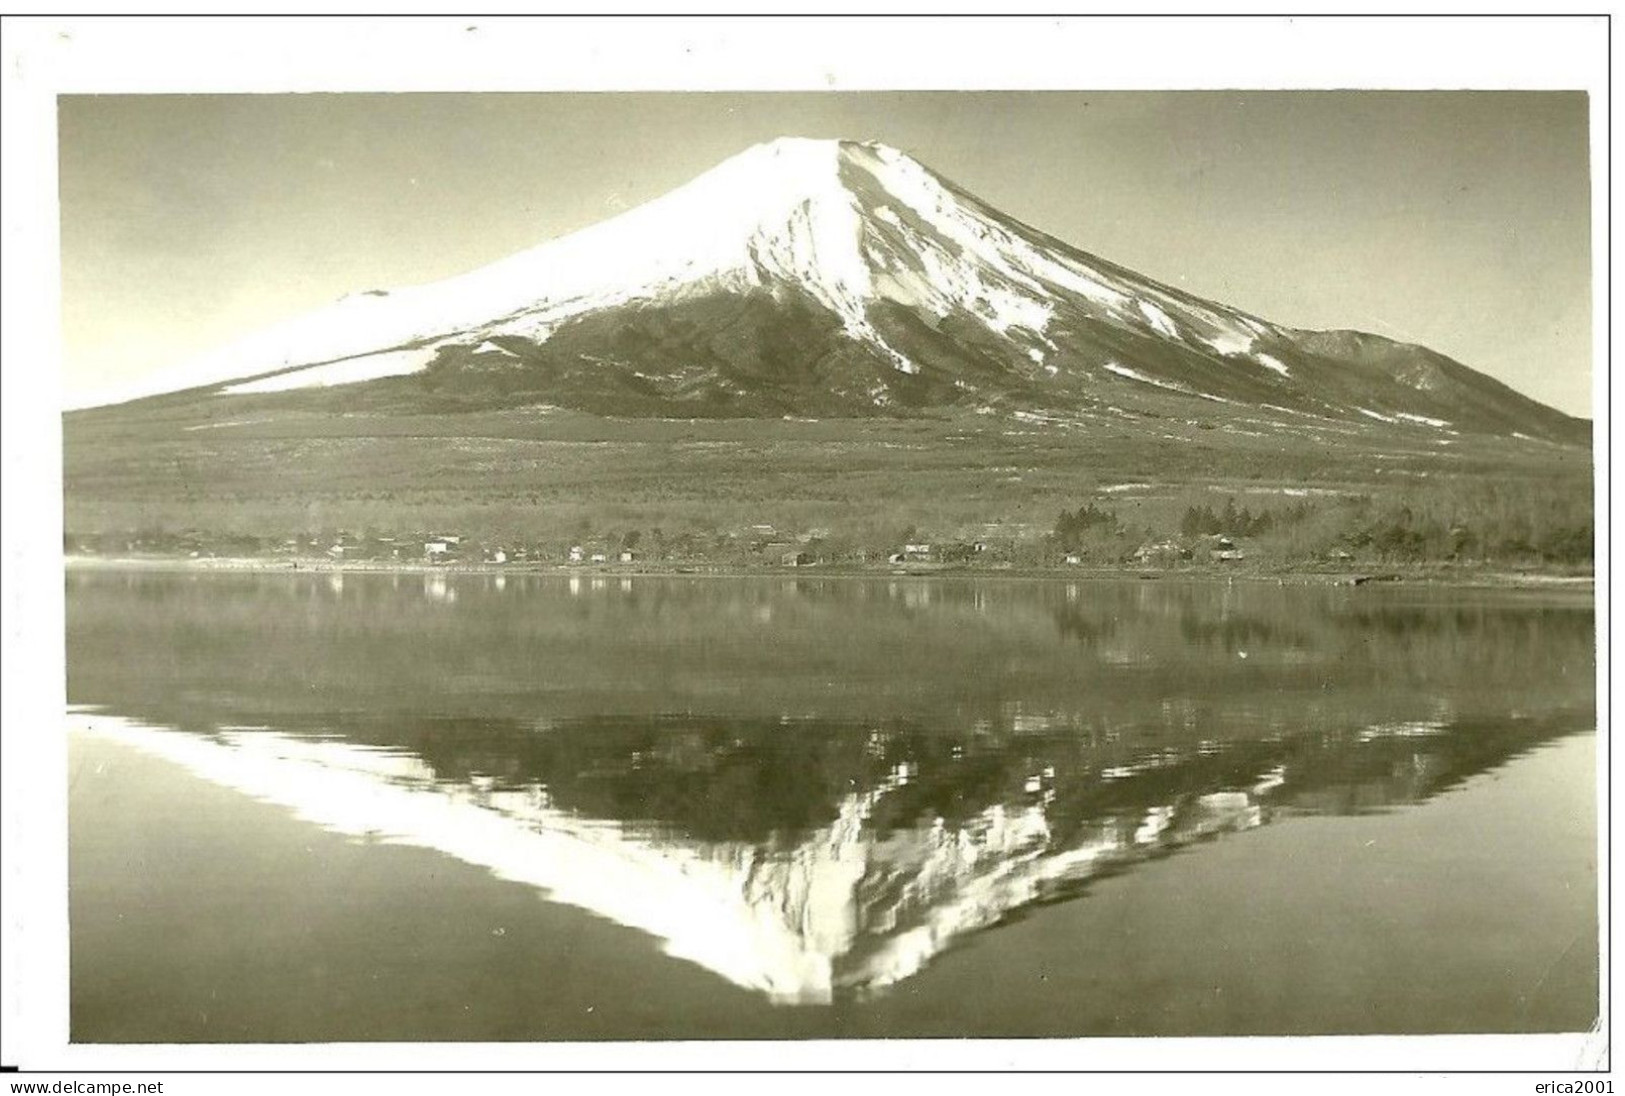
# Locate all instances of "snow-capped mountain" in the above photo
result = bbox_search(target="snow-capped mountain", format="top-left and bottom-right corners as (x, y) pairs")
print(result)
(90, 137), (1584, 442)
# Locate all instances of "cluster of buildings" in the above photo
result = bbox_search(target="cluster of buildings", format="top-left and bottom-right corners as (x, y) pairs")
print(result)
(1129, 534), (1247, 567)
(75, 519), (1169, 570)
(746, 525), (826, 568)
(291, 531), (648, 566)
(566, 546), (638, 565)
(296, 531), (541, 566)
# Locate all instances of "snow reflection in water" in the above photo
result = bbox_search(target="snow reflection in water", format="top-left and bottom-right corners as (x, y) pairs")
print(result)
(68, 704), (1580, 1005)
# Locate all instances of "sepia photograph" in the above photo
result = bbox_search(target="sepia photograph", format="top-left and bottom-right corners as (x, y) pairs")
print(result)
(0, 12), (1608, 1085)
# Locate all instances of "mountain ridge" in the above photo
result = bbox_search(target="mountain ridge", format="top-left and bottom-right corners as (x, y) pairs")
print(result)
(77, 136), (1587, 445)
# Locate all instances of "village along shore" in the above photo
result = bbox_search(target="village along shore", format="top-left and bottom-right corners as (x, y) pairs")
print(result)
(62, 552), (1595, 593)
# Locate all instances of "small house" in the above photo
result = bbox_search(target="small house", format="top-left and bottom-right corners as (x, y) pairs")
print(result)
(903, 543), (932, 560)
(781, 550), (812, 567)
(425, 540), (452, 559)
(568, 546), (585, 563)
(1133, 540), (1188, 566)
(590, 552), (608, 564)
(619, 550), (636, 563)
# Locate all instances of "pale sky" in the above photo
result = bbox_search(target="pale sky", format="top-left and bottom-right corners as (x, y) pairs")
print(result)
(57, 91), (1592, 415)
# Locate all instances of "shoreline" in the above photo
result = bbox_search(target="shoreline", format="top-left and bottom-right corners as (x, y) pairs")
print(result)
(63, 554), (1595, 592)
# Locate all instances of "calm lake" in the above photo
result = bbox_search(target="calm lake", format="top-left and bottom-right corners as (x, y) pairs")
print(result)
(64, 569), (1598, 1041)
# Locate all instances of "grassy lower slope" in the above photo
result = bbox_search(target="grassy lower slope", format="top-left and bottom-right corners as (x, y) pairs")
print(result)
(63, 386), (1593, 570)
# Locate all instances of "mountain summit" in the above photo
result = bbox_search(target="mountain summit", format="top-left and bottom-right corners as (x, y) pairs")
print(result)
(96, 137), (1584, 442)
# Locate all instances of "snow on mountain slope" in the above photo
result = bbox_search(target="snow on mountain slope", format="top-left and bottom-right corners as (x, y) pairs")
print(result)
(82, 138), (1278, 400)
(87, 140), (896, 403)
(80, 137), (1585, 443)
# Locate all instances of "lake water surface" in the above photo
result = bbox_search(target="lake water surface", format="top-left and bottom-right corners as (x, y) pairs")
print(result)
(65, 570), (1598, 1041)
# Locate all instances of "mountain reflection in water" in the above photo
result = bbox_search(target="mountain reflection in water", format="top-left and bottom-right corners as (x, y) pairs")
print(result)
(66, 572), (1595, 1006)
(70, 704), (1587, 1005)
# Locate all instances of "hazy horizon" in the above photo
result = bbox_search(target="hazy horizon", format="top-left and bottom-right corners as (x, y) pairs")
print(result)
(57, 91), (1593, 416)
